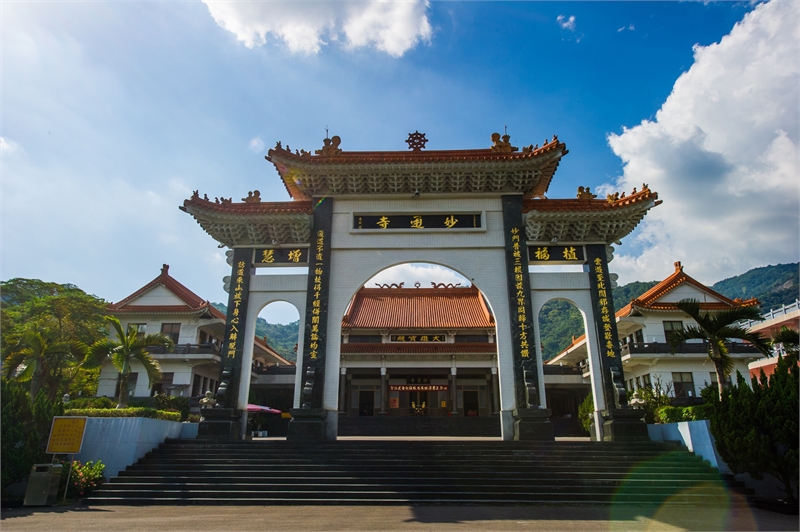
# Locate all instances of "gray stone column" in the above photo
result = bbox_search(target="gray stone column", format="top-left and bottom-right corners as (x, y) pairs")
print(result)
(338, 368), (347, 414)
(379, 367), (387, 415)
(450, 368), (458, 415)
(491, 367), (500, 415)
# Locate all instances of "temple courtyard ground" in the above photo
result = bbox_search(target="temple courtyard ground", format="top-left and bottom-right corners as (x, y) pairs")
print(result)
(2, 503), (798, 531)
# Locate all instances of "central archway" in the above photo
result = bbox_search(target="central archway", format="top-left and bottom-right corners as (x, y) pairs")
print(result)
(336, 262), (502, 437)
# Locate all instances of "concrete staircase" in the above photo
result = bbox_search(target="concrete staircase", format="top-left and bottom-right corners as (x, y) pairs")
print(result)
(84, 439), (749, 505)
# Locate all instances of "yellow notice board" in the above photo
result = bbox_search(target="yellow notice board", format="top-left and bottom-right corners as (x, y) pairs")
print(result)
(46, 417), (87, 454)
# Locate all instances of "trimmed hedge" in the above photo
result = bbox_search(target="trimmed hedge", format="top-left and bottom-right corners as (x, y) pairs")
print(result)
(656, 404), (711, 424)
(66, 397), (116, 409)
(64, 408), (181, 422)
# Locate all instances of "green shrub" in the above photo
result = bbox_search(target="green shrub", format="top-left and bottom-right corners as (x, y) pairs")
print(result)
(64, 408), (181, 422)
(657, 406), (683, 424)
(66, 396), (115, 409)
(187, 414), (201, 423)
(681, 405), (710, 421)
(154, 395), (190, 422)
(636, 377), (673, 423)
(578, 393), (593, 434)
(58, 459), (105, 499)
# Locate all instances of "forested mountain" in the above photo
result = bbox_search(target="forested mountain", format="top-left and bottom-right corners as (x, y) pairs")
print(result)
(211, 303), (299, 362)
(712, 263), (798, 312)
(211, 263), (797, 364)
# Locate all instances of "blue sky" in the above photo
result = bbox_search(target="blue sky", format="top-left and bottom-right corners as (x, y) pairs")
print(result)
(3, 1), (798, 324)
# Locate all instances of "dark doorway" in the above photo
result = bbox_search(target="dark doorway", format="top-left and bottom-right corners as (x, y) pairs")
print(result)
(409, 391), (429, 416)
(463, 391), (479, 416)
(359, 390), (374, 416)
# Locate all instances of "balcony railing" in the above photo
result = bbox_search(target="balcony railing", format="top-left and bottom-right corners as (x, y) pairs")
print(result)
(543, 365), (584, 376)
(620, 341), (761, 356)
(146, 343), (219, 355)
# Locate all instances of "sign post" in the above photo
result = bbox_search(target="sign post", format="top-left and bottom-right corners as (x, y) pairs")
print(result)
(46, 416), (88, 501)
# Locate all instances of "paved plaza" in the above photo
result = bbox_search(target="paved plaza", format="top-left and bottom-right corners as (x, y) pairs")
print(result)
(2, 503), (798, 531)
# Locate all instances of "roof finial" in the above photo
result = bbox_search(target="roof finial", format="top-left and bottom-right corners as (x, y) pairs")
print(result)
(674, 261), (683, 272)
(325, 125), (329, 139)
(161, 264), (169, 275)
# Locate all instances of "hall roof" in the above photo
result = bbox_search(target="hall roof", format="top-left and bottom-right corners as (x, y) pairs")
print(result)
(107, 264), (226, 320)
(617, 261), (759, 317)
(267, 133), (568, 200)
(342, 285), (495, 330)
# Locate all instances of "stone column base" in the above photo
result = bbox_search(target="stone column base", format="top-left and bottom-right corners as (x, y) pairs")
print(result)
(287, 408), (328, 442)
(513, 408), (554, 441)
(198, 408), (241, 439)
(601, 408), (649, 442)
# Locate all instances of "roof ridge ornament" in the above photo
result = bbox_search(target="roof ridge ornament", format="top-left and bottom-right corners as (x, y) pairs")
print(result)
(315, 135), (342, 156)
(490, 132), (517, 153)
(576, 186), (597, 200)
(406, 131), (427, 151)
(242, 190), (261, 203)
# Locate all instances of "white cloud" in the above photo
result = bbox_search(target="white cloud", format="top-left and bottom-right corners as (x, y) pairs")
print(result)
(249, 137), (265, 153)
(202, 0), (432, 57)
(366, 263), (470, 288)
(557, 15), (576, 31)
(618, 24), (635, 33)
(0, 137), (22, 156)
(606, 0), (799, 285)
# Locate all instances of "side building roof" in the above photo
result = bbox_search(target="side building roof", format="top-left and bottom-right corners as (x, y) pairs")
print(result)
(107, 264), (227, 320)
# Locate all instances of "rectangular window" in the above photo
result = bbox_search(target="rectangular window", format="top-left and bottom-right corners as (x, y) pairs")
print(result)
(115, 373), (138, 398)
(663, 321), (684, 344)
(634, 329), (644, 344)
(672, 372), (695, 398)
(161, 323), (181, 344)
(642, 374), (652, 389)
(709, 372), (732, 389)
(635, 376), (642, 390)
(151, 372), (174, 396)
(127, 323), (147, 338)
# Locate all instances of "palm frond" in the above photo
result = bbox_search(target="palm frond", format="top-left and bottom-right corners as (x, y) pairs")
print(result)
(772, 326), (799, 351)
(132, 351), (162, 387)
(667, 325), (708, 351)
(717, 326), (771, 356)
(84, 338), (119, 368)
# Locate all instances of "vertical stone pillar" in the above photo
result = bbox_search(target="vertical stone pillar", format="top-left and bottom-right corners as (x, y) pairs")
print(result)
(502, 195), (553, 441)
(450, 368), (458, 415)
(338, 368), (347, 414)
(585, 244), (647, 441)
(491, 367), (500, 415)
(288, 198), (333, 441)
(198, 248), (252, 439)
(379, 368), (387, 415)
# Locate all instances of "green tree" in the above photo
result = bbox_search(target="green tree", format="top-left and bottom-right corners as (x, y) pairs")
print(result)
(669, 299), (771, 400)
(2, 327), (87, 402)
(1, 379), (64, 495)
(707, 355), (799, 503)
(1, 278), (107, 398)
(84, 316), (173, 408)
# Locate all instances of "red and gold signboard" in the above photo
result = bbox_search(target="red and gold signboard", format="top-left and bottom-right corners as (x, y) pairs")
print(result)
(389, 385), (448, 392)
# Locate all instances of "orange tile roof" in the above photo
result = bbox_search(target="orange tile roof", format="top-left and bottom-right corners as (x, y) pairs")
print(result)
(342, 286), (494, 330)
(267, 138), (568, 200)
(253, 336), (295, 366)
(616, 261), (759, 317)
(341, 343), (497, 354)
(181, 192), (312, 215)
(522, 186), (661, 213)
(108, 264), (226, 320)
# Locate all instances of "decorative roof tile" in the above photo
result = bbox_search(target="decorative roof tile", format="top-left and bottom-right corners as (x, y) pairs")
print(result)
(342, 286), (494, 330)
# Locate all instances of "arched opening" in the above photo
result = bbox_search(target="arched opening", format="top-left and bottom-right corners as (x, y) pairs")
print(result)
(336, 262), (501, 437)
(247, 300), (300, 438)
(539, 297), (592, 437)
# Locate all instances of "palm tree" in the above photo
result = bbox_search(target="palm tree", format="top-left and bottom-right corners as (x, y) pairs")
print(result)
(84, 316), (173, 408)
(670, 299), (771, 400)
(3, 326), (87, 400)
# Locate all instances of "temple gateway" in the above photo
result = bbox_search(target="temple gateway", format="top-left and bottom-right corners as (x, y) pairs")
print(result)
(180, 132), (661, 442)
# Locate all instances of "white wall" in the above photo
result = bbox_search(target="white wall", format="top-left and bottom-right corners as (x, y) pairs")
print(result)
(623, 358), (753, 398)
